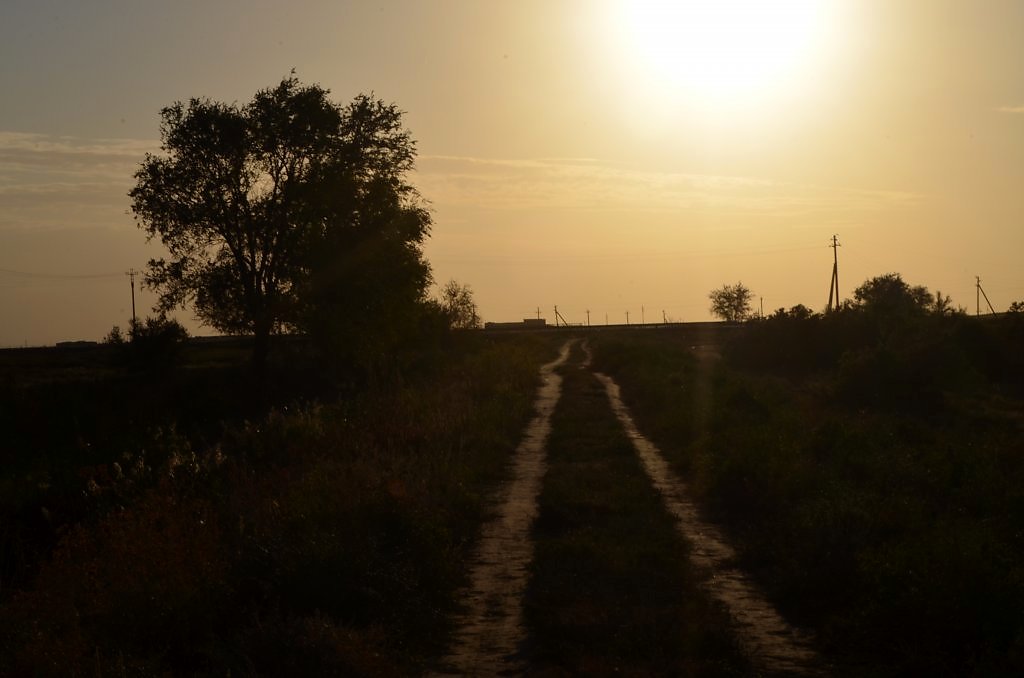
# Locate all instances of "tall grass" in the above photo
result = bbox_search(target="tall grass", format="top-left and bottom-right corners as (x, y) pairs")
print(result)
(592, 321), (1024, 676)
(0, 333), (557, 676)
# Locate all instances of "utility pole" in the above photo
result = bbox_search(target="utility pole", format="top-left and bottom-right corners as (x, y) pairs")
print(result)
(125, 268), (138, 329)
(827, 234), (841, 312)
(586, 309), (591, 326)
(536, 306), (541, 320)
(662, 309), (667, 324)
(605, 312), (608, 326)
(554, 305), (569, 327)
(976, 276), (996, 315)
(760, 296), (764, 318)
(626, 310), (630, 325)
(641, 305), (645, 325)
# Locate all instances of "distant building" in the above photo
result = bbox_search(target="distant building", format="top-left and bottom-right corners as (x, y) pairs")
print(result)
(484, 318), (548, 330)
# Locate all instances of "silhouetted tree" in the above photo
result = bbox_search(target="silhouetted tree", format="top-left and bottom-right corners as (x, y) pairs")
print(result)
(437, 280), (481, 330)
(852, 273), (932, 317)
(931, 290), (960, 316)
(129, 315), (189, 367)
(103, 325), (127, 345)
(130, 75), (431, 370)
(709, 282), (754, 322)
(787, 303), (815, 320)
(769, 304), (816, 321)
(129, 315), (189, 345)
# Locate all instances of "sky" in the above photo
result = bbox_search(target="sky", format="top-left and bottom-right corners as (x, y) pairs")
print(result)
(1, 0), (1022, 345)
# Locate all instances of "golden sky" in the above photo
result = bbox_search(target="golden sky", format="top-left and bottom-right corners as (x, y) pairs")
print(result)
(1, 0), (1022, 344)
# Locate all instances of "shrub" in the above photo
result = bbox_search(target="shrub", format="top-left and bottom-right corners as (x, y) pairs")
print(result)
(129, 315), (189, 368)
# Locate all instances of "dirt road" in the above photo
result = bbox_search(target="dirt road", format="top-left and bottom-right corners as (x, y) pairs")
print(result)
(438, 340), (823, 675)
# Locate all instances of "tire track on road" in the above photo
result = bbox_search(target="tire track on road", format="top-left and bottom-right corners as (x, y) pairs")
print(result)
(435, 339), (576, 675)
(594, 368), (825, 676)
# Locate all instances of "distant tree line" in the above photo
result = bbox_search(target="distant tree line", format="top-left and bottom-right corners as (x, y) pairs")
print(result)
(715, 272), (1024, 407)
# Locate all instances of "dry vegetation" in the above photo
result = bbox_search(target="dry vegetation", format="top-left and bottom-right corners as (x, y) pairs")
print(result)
(4, 276), (1023, 675)
(592, 306), (1024, 676)
(0, 333), (557, 675)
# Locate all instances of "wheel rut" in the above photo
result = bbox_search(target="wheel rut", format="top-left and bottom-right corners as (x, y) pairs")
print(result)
(438, 339), (824, 676)
(594, 367), (826, 676)
(435, 339), (576, 675)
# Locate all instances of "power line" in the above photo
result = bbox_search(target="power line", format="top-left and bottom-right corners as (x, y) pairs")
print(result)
(0, 267), (124, 280)
(430, 242), (825, 266)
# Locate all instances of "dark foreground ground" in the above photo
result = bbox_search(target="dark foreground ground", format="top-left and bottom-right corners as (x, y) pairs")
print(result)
(2, 314), (1023, 675)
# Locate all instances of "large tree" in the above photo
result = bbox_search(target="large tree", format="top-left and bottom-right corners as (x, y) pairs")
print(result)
(130, 76), (431, 368)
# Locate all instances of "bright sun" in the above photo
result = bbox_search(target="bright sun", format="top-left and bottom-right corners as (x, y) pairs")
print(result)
(613, 0), (833, 109)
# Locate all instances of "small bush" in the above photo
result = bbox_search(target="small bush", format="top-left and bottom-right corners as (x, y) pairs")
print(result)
(129, 315), (189, 368)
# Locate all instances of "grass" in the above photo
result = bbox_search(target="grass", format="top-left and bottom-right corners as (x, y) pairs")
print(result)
(0, 332), (560, 676)
(591, 324), (1024, 676)
(13, 317), (1017, 674)
(0, 337), (333, 601)
(524, 342), (749, 675)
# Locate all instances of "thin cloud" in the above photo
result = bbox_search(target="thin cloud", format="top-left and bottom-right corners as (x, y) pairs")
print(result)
(415, 155), (921, 218)
(0, 132), (157, 157)
(995, 105), (1024, 113)
(0, 132), (157, 182)
(0, 131), (156, 232)
(0, 135), (923, 234)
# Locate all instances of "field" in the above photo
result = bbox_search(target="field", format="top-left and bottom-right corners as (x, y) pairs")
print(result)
(0, 333), (558, 674)
(2, 312), (1023, 675)
(590, 313), (1024, 676)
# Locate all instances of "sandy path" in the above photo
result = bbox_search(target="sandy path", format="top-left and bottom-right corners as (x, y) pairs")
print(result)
(594, 371), (826, 676)
(435, 339), (576, 675)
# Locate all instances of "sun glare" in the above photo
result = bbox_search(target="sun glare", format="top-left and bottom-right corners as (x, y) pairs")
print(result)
(613, 0), (833, 110)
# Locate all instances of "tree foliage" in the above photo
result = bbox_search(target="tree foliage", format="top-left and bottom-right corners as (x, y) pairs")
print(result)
(931, 290), (958, 316)
(130, 75), (431, 368)
(437, 280), (481, 330)
(852, 273), (932, 316)
(709, 282), (754, 322)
